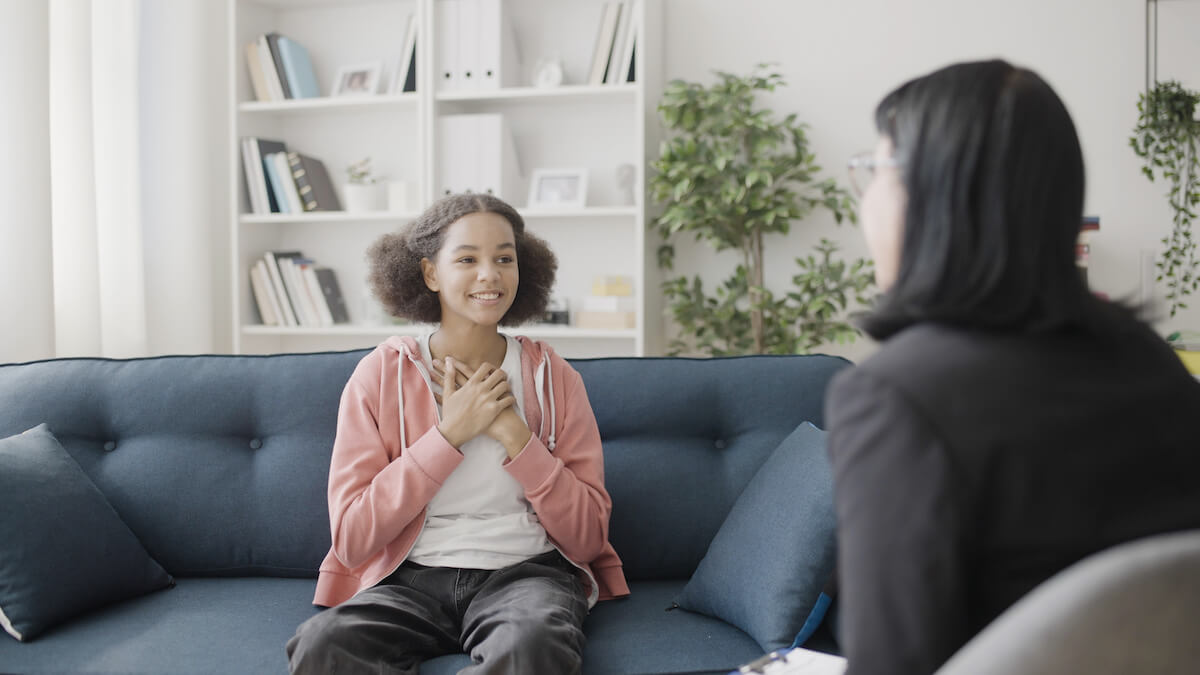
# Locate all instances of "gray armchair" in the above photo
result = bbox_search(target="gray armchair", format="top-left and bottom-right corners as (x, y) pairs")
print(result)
(935, 529), (1200, 675)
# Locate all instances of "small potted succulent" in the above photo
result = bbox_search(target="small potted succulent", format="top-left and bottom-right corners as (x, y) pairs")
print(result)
(342, 157), (387, 212)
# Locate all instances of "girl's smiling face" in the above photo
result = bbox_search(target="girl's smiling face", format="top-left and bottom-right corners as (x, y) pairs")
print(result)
(421, 211), (519, 329)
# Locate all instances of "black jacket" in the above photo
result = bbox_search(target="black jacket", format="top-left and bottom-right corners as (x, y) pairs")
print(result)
(826, 315), (1200, 675)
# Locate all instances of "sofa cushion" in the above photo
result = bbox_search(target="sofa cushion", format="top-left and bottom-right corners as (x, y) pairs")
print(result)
(674, 422), (837, 652)
(0, 424), (173, 642)
(0, 353), (364, 578)
(0, 577), (321, 673)
(572, 355), (849, 582)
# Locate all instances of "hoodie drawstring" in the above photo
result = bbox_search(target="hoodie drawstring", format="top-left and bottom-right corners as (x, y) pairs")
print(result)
(534, 352), (556, 451)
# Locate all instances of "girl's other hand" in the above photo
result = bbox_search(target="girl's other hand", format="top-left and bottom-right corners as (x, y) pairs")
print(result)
(432, 358), (531, 458)
(436, 357), (514, 448)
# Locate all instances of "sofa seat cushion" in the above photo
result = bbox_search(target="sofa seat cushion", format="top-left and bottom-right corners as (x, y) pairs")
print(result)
(0, 578), (321, 674)
(420, 581), (765, 675)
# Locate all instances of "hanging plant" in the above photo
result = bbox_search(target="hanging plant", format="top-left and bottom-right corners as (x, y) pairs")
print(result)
(649, 65), (873, 356)
(1130, 80), (1200, 317)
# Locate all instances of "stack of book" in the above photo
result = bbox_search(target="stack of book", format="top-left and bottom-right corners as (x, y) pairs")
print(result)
(576, 275), (635, 330)
(587, 0), (639, 86)
(249, 251), (350, 328)
(245, 32), (320, 101)
(241, 138), (342, 215)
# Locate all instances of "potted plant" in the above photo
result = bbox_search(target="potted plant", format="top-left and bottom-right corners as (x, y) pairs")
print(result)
(342, 157), (387, 212)
(1131, 80), (1200, 317)
(650, 65), (874, 356)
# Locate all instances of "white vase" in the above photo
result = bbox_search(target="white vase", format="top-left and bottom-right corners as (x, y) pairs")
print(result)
(342, 183), (387, 212)
(387, 180), (411, 213)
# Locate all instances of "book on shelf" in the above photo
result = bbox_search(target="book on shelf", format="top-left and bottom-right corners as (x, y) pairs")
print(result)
(286, 152), (342, 211)
(279, 255), (320, 326)
(241, 138), (344, 215)
(315, 267), (351, 324)
(248, 260), (280, 326)
(390, 13), (418, 94)
(252, 252), (350, 328)
(264, 33), (293, 99)
(605, 0), (633, 85)
(241, 137), (288, 214)
(613, 0), (638, 84)
(270, 152), (305, 213)
(277, 35), (320, 99)
(587, 2), (623, 86)
(244, 33), (320, 101)
(254, 34), (286, 101)
(244, 41), (272, 102)
(262, 250), (302, 326)
(262, 151), (294, 214)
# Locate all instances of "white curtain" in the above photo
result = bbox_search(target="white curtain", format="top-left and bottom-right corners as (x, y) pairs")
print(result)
(0, 2), (53, 363)
(45, 0), (223, 360)
(50, 0), (147, 358)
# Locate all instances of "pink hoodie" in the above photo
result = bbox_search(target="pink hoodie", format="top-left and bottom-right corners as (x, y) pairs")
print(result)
(312, 335), (630, 608)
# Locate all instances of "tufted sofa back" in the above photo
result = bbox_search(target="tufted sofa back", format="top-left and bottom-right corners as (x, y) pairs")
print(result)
(0, 351), (848, 580)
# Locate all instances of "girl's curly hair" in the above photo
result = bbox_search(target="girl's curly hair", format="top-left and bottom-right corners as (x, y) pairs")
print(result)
(367, 193), (557, 326)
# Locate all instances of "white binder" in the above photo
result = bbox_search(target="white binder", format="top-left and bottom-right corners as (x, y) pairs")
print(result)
(457, 0), (480, 90)
(436, 0), (461, 91)
(473, 0), (520, 90)
(438, 114), (522, 202)
(473, 114), (522, 200)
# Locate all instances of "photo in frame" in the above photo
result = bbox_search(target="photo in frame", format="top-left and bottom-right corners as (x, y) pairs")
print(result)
(527, 168), (589, 210)
(332, 62), (382, 96)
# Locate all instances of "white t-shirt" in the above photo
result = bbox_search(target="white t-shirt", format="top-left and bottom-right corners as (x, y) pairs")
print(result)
(407, 333), (554, 569)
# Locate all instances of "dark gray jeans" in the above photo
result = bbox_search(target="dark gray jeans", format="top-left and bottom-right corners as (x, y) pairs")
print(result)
(286, 550), (588, 675)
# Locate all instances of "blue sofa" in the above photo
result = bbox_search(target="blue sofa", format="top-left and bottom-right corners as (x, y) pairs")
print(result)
(0, 349), (849, 674)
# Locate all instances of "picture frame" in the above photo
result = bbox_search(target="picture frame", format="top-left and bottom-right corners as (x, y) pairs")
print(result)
(527, 168), (589, 210)
(332, 62), (382, 97)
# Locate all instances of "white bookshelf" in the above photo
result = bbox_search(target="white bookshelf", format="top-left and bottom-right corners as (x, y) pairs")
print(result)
(229, 0), (663, 358)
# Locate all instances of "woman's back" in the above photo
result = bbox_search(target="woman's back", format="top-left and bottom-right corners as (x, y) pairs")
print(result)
(827, 309), (1200, 673)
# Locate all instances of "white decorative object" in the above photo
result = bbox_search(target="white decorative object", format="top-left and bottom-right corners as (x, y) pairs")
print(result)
(387, 180), (411, 213)
(616, 163), (636, 206)
(342, 183), (387, 212)
(533, 58), (564, 88)
(527, 168), (588, 210)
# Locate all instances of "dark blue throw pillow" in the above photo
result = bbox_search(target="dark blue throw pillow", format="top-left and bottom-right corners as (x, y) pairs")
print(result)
(674, 422), (836, 652)
(0, 424), (173, 641)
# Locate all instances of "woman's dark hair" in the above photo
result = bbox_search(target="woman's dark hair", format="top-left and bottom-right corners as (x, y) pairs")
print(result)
(367, 193), (557, 326)
(861, 59), (1104, 339)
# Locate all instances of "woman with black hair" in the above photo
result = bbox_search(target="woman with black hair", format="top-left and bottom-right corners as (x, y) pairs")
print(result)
(827, 59), (1200, 675)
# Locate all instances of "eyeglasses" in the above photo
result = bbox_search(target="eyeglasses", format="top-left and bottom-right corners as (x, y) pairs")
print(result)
(847, 152), (903, 197)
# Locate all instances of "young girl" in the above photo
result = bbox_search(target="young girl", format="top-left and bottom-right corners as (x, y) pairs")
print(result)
(287, 193), (629, 674)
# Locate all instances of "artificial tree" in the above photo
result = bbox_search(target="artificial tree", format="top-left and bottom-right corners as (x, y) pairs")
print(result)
(1131, 80), (1200, 318)
(650, 65), (873, 356)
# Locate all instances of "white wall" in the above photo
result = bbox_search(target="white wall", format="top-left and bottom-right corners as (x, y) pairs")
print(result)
(658, 0), (1200, 360)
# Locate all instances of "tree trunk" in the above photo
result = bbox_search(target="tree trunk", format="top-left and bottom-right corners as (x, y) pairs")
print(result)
(749, 227), (765, 353)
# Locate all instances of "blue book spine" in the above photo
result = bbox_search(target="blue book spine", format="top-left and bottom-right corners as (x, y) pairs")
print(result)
(263, 153), (291, 214)
(278, 36), (321, 99)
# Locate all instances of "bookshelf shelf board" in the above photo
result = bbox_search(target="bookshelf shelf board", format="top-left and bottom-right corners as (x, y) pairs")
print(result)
(242, 325), (638, 340)
(435, 84), (637, 105)
(240, 211), (419, 225)
(239, 94), (419, 115)
(521, 206), (639, 219)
